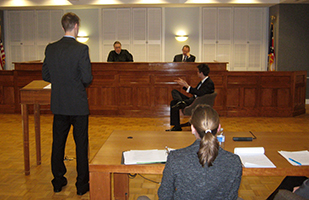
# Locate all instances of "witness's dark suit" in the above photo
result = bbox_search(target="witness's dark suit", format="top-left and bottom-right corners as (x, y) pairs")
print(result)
(170, 77), (214, 126)
(173, 54), (196, 62)
(42, 36), (93, 193)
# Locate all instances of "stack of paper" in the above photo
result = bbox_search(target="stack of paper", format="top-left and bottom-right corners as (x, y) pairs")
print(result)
(234, 147), (276, 168)
(278, 150), (309, 166)
(123, 149), (168, 165)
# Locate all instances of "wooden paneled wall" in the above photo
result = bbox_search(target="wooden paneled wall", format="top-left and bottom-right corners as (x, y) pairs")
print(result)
(0, 62), (306, 117)
(225, 71), (307, 117)
(0, 70), (15, 113)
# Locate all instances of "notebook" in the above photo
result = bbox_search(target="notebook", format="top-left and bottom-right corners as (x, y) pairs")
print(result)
(122, 149), (168, 165)
(234, 147), (276, 168)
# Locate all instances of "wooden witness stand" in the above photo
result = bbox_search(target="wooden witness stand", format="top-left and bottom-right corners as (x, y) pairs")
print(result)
(20, 80), (50, 175)
(89, 130), (309, 200)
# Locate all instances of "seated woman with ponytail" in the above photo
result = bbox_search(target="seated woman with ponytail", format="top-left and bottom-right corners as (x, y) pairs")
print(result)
(158, 104), (242, 200)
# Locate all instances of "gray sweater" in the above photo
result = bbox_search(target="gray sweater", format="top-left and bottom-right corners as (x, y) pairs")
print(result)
(158, 140), (242, 200)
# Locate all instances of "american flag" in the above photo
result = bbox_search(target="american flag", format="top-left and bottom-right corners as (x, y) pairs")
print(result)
(267, 22), (275, 71)
(0, 40), (5, 70)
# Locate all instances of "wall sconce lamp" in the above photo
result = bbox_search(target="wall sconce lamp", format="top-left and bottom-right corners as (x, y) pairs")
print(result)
(175, 34), (188, 42)
(77, 36), (89, 43)
(77, 31), (89, 43)
(175, 31), (188, 42)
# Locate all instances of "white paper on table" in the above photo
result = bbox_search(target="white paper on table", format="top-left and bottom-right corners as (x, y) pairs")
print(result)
(278, 150), (309, 166)
(123, 149), (169, 165)
(43, 84), (51, 89)
(234, 147), (276, 168)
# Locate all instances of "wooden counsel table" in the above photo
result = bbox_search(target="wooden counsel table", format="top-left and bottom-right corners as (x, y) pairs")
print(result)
(20, 80), (51, 175)
(89, 130), (309, 200)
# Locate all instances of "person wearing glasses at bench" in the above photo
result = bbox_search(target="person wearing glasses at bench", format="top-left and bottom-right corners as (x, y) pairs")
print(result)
(159, 105), (242, 200)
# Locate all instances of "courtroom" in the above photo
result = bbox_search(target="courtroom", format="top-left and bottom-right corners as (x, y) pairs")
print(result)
(0, 0), (308, 200)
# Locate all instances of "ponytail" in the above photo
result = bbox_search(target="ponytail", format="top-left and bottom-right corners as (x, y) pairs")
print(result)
(198, 131), (219, 167)
(190, 104), (220, 167)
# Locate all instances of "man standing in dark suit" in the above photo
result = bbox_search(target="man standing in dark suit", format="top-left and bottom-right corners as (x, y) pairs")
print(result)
(166, 64), (214, 131)
(173, 45), (196, 62)
(42, 12), (93, 196)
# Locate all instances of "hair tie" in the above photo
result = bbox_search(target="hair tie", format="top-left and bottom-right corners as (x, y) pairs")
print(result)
(205, 129), (212, 134)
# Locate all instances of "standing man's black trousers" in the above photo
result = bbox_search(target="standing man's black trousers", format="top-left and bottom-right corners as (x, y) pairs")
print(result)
(51, 114), (89, 193)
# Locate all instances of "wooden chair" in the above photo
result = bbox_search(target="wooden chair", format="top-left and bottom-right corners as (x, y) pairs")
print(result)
(180, 91), (217, 127)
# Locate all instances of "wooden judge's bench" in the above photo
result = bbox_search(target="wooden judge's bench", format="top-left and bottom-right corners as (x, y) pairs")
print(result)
(0, 62), (306, 117)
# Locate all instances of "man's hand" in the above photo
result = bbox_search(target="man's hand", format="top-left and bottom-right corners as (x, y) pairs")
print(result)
(293, 186), (300, 193)
(174, 78), (189, 88)
(186, 52), (190, 58)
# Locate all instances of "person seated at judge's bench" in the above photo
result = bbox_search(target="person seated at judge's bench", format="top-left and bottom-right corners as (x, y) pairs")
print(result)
(173, 45), (196, 62)
(158, 105), (242, 200)
(107, 41), (133, 62)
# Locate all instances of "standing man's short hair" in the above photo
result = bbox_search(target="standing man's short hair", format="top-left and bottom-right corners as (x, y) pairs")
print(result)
(197, 64), (210, 76)
(61, 12), (80, 32)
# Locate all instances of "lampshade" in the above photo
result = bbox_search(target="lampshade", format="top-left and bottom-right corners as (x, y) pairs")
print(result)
(77, 36), (89, 43)
(175, 35), (188, 42)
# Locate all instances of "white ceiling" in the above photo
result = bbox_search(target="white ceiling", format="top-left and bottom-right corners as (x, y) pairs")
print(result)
(0, 0), (308, 9)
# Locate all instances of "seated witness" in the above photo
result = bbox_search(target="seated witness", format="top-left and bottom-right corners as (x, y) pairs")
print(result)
(166, 63), (214, 131)
(158, 105), (242, 200)
(173, 45), (196, 62)
(107, 41), (133, 62)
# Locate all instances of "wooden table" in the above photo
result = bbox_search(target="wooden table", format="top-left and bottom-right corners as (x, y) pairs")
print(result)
(20, 80), (51, 175)
(89, 130), (309, 200)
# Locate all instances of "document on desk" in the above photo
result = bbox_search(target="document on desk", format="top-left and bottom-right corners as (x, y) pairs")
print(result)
(43, 84), (51, 89)
(278, 150), (309, 166)
(123, 149), (168, 165)
(234, 147), (276, 168)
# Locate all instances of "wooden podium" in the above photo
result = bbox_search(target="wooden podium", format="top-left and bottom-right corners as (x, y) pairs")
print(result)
(20, 80), (51, 175)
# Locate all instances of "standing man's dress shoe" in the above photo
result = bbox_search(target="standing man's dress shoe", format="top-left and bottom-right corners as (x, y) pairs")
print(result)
(166, 126), (182, 131)
(53, 178), (67, 193)
(77, 185), (89, 196)
(77, 189), (89, 196)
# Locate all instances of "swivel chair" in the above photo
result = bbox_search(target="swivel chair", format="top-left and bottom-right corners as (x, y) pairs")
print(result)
(181, 91), (217, 127)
